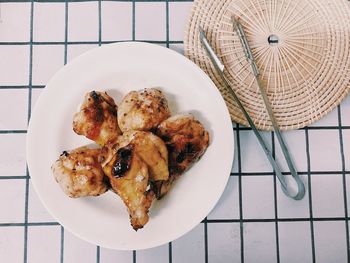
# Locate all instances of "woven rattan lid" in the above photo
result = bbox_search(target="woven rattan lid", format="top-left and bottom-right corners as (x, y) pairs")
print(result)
(184, 0), (350, 130)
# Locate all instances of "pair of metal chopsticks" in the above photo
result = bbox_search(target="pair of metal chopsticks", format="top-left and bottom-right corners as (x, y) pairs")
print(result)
(199, 18), (305, 200)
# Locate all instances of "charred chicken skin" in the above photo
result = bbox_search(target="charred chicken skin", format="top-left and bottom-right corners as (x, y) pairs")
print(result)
(52, 89), (210, 231)
(73, 91), (122, 146)
(155, 114), (209, 198)
(102, 145), (155, 230)
(114, 130), (169, 181)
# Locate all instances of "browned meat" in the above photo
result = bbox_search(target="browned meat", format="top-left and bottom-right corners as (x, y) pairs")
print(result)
(73, 91), (122, 146)
(51, 147), (108, 198)
(118, 88), (171, 132)
(102, 145), (154, 230)
(115, 131), (169, 181)
(155, 114), (209, 198)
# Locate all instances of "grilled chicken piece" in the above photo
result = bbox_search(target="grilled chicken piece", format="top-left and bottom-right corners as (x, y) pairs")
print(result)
(115, 131), (169, 181)
(102, 145), (154, 230)
(51, 147), (108, 198)
(73, 91), (122, 146)
(118, 88), (171, 132)
(154, 114), (210, 198)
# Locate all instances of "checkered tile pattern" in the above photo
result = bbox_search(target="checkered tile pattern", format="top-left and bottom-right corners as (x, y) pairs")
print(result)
(0, 1), (349, 263)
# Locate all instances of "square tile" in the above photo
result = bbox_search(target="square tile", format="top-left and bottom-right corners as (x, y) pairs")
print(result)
(243, 222), (277, 263)
(169, 2), (192, 41)
(32, 45), (64, 85)
(232, 127), (240, 173)
(231, 153), (238, 173)
(208, 223), (241, 263)
(240, 131), (273, 173)
(28, 182), (55, 222)
(0, 3), (30, 41)
(343, 130), (350, 171)
(30, 88), (43, 112)
(308, 130), (342, 171)
(279, 222), (312, 263)
(0, 180), (25, 223)
(172, 224), (205, 263)
(68, 2), (98, 41)
(0, 227), (24, 263)
(0, 45), (29, 85)
(0, 89), (28, 130)
(135, 3), (166, 41)
(314, 221), (347, 263)
(27, 226), (61, 263)
(0, 134), (26, 176)
(100, 248), (132, 263)
(169, 44), (184, 55)
(274, 130), (307, 172)
(208, 176), (239, 220)
(346, 175), (350, 214)
(101, 2), (132, 41)
(64, 230), (96, 263)
(67, 44), (98, 63)
(310, 107), (338, 127)
(242, 176), (275, 219)
(311, 174), (344, 218)
(340, 95), (350, 126)
(277, 175), (310, 218)
(137, 243), (168, 263)
(33, 3), (65, 42)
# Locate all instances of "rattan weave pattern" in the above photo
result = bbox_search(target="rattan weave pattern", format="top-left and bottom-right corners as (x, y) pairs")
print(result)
(185, 0), (350, 130)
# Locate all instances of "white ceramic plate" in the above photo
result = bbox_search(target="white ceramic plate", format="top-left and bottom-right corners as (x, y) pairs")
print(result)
(27, 42), (234, 250)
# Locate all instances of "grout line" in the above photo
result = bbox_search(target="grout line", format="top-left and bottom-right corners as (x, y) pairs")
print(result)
(0, 40), (185, 45)
(166, 0), (170, 48)
(230, 171), (349, 176)
(60, 227), (64, 263)
(337, 105), (350, 262)
(23, 1), (34, 262)
(305, 127), (316, 263)
(204, 217), (350, 223)
(0, 0), (195, 2)
(0, 85), (44, 89)
(98, 0), (102, 46)
(236, 123), (245, 263)
(0, 222), (60, 227)
(204, 219), (208, 263)
(132, 0), (136, 41)
(0, 176), (29, 180)
(64, 0), (68, 65)
(168, 242), (172, 263)
(271, 132), (280, 263)
(96, 246), (100, 263)
(0, 130), (27, 134)
(232, 126), (350, 131)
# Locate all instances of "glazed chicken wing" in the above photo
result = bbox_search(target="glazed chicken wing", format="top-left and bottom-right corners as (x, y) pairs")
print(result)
(118, 88), (171, 132)
(154, 114), (209, 198)
(102, 145), (154, 230)
(73, 91), (122, 146)
(51, 147), (108, 198)
(115, 131), (169, 181)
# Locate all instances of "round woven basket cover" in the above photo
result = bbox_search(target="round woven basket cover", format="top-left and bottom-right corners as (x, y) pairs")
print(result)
(184, 0), (350, 130)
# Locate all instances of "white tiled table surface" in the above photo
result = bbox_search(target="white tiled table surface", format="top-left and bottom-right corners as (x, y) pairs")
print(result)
(0, 1), (349, 263)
